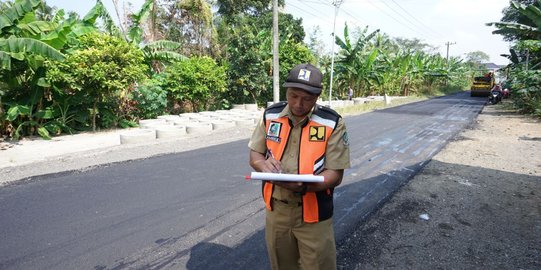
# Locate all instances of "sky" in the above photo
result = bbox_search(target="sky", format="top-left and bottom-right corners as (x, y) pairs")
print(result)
(45, 0), (512, 65)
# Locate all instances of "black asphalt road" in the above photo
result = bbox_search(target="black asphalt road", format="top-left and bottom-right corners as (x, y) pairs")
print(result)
(0, 92), (486, 269)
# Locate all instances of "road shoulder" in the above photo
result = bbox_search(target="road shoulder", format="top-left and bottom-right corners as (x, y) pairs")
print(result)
(337, 101), (541, 269)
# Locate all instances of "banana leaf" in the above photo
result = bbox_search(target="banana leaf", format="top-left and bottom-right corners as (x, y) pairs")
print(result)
(18, 21), (58, 36)
(0, 37), (64, 61)
(144, 50), (187, 62)
(82, 0), (119, 36)
(0, 0), (41, 31)
(512, 0), (541, 30)
(144, 40), (182, 51)
(7, 105), (31, 121)
(0, 51), (10, 70)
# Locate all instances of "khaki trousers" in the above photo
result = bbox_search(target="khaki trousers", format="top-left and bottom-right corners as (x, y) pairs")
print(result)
(265, 199), (336, 270)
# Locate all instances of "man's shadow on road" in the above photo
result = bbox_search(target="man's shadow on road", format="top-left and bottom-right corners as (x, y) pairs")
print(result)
(186, 230), (269, 270)
(183, 161), (426, 270)
(184, 161), (540, 270)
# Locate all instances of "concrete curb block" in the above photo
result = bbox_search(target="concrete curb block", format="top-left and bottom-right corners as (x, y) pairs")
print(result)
(244, 104), (258, 111)
(211, 120), (236, 130)
(120, 129), (156, 144)
(171, 118), (192, 125)
(155, 125), (187, 139)
(139, 119), (167, 129)
(235, 118), (255, 127)
(157, 115), (181, 122)
(186, 123), (213, 134)
(232, 104), (245, 110)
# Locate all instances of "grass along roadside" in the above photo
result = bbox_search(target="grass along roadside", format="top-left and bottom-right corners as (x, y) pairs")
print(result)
(335, 85), (468, 117)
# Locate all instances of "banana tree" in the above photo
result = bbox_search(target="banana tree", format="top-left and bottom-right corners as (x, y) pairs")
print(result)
(420, 55), (449, 93)
(0, 0), (67, 139)
(126, 0), (186, 72)
(334, 24), (380, 97)
(0, 0), (64, 70)
(487, 0), (541, 40)
(1, 0), (110, 138)
(488, 1), (541, 71)
(83, 0), (121, 37)
(392, 50), (413, 96)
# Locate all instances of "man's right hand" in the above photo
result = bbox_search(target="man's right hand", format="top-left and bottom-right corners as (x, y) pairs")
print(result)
(250, 150), (282, 173)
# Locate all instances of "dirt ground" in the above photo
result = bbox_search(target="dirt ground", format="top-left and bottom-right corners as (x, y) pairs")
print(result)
(337, 100), (541, 270)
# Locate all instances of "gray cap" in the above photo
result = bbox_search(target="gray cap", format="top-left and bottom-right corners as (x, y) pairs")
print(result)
(282, 63), (323, 95)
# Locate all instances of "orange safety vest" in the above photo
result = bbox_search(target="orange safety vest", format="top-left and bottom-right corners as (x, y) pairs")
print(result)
(262, 102), (340, 223)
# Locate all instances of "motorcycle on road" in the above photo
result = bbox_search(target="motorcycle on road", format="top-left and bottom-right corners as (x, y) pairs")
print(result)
(488, 88), (503, 105)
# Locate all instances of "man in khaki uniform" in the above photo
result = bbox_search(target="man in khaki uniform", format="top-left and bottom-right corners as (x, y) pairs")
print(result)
(248, 63), (350, 270)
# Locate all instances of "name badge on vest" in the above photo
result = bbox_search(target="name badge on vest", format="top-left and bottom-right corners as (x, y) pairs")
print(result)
(266, 122), (282, 142)
(309, 126), (326, 142)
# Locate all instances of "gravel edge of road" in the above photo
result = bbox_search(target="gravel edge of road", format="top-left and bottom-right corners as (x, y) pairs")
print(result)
(336, 101), (541, 270)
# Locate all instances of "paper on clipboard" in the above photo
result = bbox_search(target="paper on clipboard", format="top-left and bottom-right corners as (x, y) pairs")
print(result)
(245, 172), (324, 183)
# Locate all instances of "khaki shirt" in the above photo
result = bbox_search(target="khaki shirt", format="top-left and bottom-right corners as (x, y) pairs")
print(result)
(248, 104), (351, 202)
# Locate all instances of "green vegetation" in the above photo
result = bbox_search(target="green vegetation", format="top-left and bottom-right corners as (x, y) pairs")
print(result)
(488, 0), (541, 117)
(161, 56), (227, 112)
(45, 32), (148, 131)
(1, 0), (536, 140)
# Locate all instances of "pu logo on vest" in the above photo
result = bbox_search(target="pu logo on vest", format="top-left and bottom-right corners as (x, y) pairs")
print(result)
(309, 126), (326, 142)
(266, 122), (282, 142)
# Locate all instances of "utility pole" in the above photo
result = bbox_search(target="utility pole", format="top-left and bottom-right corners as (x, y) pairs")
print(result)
(272, 0), (280, 103)
(328, 0), (344, 107)
(445, 41), (456, 69)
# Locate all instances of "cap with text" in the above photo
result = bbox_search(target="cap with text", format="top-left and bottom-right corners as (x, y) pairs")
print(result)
(283, 63), (323, 95)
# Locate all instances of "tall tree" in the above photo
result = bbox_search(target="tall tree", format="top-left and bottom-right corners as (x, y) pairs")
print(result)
(178, 0), (214, 56)
(307, 26), (326, 64)
(154, 0), (219, 57)
(215, 0), (284, 23)
(465, 51), (491, 64)
(260, 12), (305, 43)
(215, 0), (310, 105)
(392, 37), (437, 54)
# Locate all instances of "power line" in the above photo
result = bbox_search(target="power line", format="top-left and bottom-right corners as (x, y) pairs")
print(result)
(296, 1), (381, 36)
(377, 0), (438, 40)
(340, 8), (369, 27)
(362, 0), (433, 40)
(286, 0), (443, 52)
(322, 0), (442, 42)
(287, 1), (334, 25)
(387, 0), (443, 39)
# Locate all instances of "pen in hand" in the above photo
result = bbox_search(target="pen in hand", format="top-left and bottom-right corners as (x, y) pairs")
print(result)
(268, 149), (282, 174)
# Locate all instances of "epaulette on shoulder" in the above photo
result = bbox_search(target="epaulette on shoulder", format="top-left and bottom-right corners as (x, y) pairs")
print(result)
(315, 104), (341, 119)
(265, 101), (287, 113)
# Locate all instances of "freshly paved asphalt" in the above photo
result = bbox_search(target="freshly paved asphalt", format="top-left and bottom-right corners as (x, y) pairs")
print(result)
(0, 92), (486, 269)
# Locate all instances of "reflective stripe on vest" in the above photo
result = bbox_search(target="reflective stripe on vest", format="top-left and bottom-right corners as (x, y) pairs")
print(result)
(262, 103), (339, 223)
